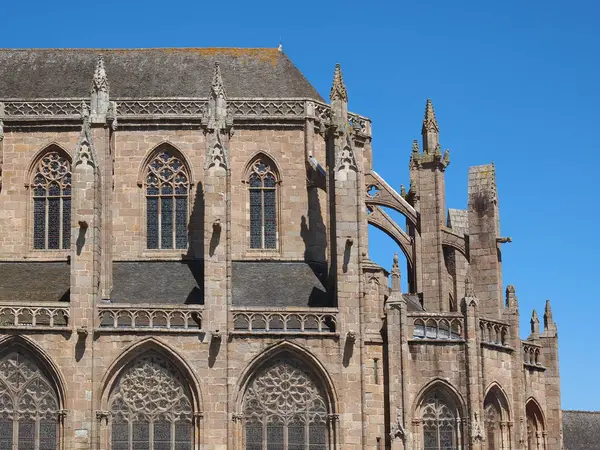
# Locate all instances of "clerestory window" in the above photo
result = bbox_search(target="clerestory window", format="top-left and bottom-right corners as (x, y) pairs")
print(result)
(32, 150), (71, 250)
(248, 158), (278, 250)
(0, 350), (60, 449)
(109, 352), (194, 450)
(145, 149), (190, 250)
(243, 357), (328, 450)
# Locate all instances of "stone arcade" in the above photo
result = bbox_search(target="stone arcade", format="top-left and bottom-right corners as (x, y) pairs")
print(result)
(0, 48), (574, 449)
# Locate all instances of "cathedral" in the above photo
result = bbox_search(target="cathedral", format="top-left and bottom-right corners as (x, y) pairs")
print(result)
(0, 47), (578, 449)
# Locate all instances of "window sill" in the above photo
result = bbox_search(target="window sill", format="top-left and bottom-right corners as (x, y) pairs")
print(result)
(141, 250), (189, 260)
(243, 249), (281, 260)
(24, 250), (70, 261)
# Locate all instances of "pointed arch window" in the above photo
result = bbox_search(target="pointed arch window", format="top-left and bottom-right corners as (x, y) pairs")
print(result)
(109, 352), (194, 450)
(32, 150), (71, 250)
(415, 387), (463, 450)
(526, 400), (545, 450)
(248, 158), (278, 250)
(0, 350), (60, 449)
(145, 149), (190, 250)
(484, 387), (510, 450)
(242, 356), (329, 449)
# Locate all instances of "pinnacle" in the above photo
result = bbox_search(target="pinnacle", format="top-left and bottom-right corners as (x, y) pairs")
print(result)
(330, 63), (348, 102)
(211, 62), (227, 98)
(91, 56), (109, 93)
(422, 98), (439, 134)
(531, 309), (539, 322)
(412, 139), (420, 154)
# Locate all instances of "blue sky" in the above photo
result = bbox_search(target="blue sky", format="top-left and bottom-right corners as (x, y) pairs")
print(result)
(4, 0), (598, 410)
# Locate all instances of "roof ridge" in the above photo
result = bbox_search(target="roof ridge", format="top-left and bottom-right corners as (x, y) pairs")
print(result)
(0, 47), (279, 51)
(563, 409), (600, 414)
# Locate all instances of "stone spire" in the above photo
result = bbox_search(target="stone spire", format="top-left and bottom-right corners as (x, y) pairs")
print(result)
(391, 253), (401, 292)
(90, 56), (110, 116)
(421, 99), (439, 153)
(544, 300), (556, 333)
(211, 62), (227, 100)
(530, 309), (540, 336)
(330, 63), (348, 102)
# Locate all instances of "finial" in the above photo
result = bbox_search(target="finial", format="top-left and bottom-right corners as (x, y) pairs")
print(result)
(91, 56), (109, 94)
(400, 184), (406, 197)
(278, 42), (283, 52)
(393, 253), (399, 269)
(422, 98), (439, 132)
(330, 63), (348, 102)
(434, 143), (442, 157)
(412, 139), (420, 155)
(211, 62), (227, 99)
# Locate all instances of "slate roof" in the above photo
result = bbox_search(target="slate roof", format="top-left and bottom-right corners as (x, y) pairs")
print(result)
(403, 294), (425, 312)
(563, 410), (600, 450)
(232, 261), (330, 307)
(0, 262), (70, 302)
(0, 48), (323, 100)
(111, 261), (203, 305)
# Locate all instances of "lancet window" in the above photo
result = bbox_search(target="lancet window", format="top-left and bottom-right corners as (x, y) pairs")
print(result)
(415, 387), (463, 450)
(0, 350), (60, 449)
(32, 150), (71, 250)
(243, 356), (329, 450)
(109, 352), (194, 450)
(248, 158), (278, 250)
(145, 149), (190, 250)
(483, 387), (510, 450)
(526, 400), (545, 450)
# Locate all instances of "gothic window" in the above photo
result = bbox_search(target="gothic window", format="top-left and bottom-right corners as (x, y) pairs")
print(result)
(32, 150), (71, 250)
(248, 158), (278, 250)
(145, 149), (190, 250)
(109, 352), (194, 450)
(417, 388), (461, 450)
(483, 387), (510, 450)
(0, 350), (60, 449)
(243, 356), (329, 450)
(526, 400), (545, 450)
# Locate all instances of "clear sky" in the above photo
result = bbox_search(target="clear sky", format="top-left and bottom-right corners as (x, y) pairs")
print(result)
(3, 0), (598, 410)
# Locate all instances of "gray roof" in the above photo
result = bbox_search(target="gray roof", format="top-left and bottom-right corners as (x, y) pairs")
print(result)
(563, 410), (600, 450)
(232, 261), (330, 307)
(111, 261), (203, 304)
(0, 262), (70, 303)
(0, 48), (323, 100)
(447, 208), (468, 235)
(402, 294), (424, 312)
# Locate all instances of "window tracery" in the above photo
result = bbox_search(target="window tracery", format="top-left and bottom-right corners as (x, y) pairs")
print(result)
(248, 158), (278, 250)
(243, 357), (328, 450)
(32, 150), (71, 250)
(0, 350), (60, 449)
(109, 352), (193, 450)
(483, 387), (509, 450)
(145, 149), (190, 250)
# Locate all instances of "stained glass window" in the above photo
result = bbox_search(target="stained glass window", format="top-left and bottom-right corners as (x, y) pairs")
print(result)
(0, 350), (60, 450)
(145, 150), (190, 250)
(421, 391), (458, 450)
(109, 352), (194, 450)
(32, 151), (71, 250)
(243, 356), (328, 450)
(248, 159), (278, 249)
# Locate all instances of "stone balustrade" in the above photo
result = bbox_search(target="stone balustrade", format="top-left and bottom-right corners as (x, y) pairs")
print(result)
(522, 341), (543, 367)
(97, 304), (203, 332)
(479, 318), (510, 347)
(231, 307), (337, 335)
(0, 302), (69, 329)
(408, 312), (464, 341)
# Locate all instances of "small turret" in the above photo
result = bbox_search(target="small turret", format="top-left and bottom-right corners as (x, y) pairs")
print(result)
(505, 285), (518, 312)
(329, 63), (349, 132)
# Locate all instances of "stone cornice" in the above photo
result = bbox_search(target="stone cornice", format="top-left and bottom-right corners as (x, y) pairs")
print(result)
(1, 98), (371, 135)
